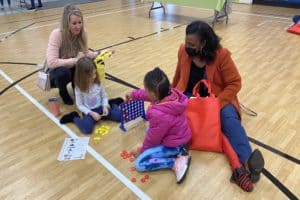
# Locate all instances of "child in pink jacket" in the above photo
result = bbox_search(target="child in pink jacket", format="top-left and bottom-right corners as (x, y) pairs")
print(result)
(127, 67), (192, 184)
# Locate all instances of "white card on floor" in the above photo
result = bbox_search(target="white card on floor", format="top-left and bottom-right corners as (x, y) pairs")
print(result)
(57, 137), (90, 161)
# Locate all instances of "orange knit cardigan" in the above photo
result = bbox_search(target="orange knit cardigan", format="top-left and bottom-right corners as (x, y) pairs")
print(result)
(172, 44), (242, 115)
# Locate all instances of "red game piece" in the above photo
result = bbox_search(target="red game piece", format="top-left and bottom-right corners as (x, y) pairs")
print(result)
(121, 151), (126, 156)
(144, 175), (149, 179)
(130, 166), (136, 171)
(126, 154), (131, 159)
(121, 150), (130, 159)
(131, 178), (136, 182)
(141, 178), (146, 183)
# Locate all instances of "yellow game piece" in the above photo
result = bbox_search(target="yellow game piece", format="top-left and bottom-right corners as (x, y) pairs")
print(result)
(100, 130), (109, 136)
(93, 125), (110, 136)
(102, 125), (110, 130)
(93, 137), (101, 142)
(94, 128), (101, 135)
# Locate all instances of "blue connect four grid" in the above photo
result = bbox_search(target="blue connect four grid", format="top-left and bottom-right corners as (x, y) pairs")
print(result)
(119, 100), (146, 132)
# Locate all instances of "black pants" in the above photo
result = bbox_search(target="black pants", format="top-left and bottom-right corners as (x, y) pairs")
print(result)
(49, 67), (75, 92)
(0, 0), (11, 6)
(30, 0), (42, 7)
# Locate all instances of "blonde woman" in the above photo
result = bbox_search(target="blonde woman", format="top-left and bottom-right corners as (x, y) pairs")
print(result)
(46, 4), (98, 105)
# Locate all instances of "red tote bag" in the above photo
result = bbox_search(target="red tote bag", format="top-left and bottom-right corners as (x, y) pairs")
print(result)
(185, 80), (223, 152)
(287, 23), (300, 35)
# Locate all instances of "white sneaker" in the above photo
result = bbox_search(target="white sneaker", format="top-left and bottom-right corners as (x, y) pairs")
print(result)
(173, 155), (191, 183)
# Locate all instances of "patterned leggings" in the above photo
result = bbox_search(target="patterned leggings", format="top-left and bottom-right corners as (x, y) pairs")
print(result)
(135, 145), (186, 172)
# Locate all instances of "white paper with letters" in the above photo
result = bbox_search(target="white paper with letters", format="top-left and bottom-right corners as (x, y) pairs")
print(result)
(57, 137), (90, 161)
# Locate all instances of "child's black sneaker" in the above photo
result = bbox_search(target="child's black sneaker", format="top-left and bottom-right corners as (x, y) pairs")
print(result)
(60, 111), (79, 124)
(109, 97), (124, 106)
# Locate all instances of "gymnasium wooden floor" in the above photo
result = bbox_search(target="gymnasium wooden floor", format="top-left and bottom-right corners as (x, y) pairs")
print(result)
(0, 0), (299, 199)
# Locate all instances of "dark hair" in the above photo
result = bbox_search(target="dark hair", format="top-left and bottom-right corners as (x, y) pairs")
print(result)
(75, 57), (100, 92)
(144, 67), (170, 100)
(186, 20), (221, 63)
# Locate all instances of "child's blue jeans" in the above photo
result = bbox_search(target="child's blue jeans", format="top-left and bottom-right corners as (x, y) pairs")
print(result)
(135, 145), (186, 172)
(74, 104), (121, 134)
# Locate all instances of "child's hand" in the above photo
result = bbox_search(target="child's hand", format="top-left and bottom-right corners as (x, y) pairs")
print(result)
(131, 146), (142, 158)
(102, 106), (109, 116)
(89, 111), (101, 121)
(125, 92), (132, 102)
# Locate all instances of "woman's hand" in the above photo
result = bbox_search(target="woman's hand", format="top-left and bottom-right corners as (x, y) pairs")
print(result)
(72, 51), (86, 66)
(102, 106), (109, 116)
(92, 51), (98, 58)
(100, 49), (115, 55)
(77, 51), (85, 59)
(84, 50), (98, 59)
(89, 111), (101, 121)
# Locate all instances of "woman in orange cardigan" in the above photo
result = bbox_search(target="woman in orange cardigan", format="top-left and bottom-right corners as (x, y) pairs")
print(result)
(172, 21), (264, 185)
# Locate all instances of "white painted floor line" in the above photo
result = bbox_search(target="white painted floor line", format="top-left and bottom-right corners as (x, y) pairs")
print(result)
(0, 70), (151, 200)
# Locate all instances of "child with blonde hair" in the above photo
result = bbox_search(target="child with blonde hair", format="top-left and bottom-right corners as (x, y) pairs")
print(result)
(60, 57), (122, 134)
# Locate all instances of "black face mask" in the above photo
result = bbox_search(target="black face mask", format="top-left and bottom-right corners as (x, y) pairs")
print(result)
(185, 47), (199, 57)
